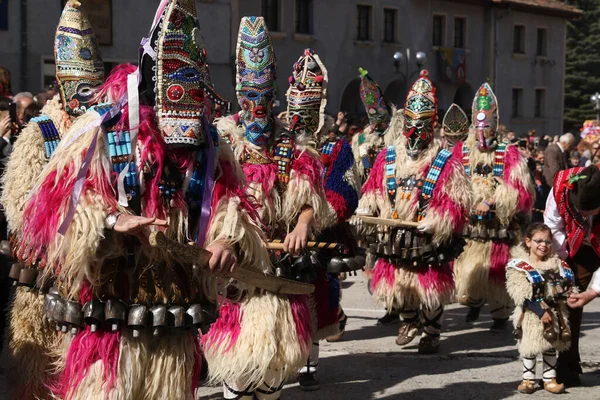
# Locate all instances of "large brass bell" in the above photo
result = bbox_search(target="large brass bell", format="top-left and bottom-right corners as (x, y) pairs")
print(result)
(105, 299), (127, 332)
(185, 304), (204, 329)
(18, 267), (38, 288)
(8, 263), (23, 285)
(167, 305), (185, 329)
(64, 301), (84, 334)
(150, 305), (167, 336)
(327, 257), (345, 274)
(83, 299), (105, 332)
(127, 304), (148, 338)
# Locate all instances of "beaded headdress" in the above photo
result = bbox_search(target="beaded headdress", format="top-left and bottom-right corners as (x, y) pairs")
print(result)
(139, 0), (230, 147)
(442, 103), (469, 147)
(472, 83), (499, 151)
(359, 68), (390, 135)
(54, 0), (104, 116)
(235, 16), (277, 147)
(286, 48), (327, 139)
(403, 70), (437, 158)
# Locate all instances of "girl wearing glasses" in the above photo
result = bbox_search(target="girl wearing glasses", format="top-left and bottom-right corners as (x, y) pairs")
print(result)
(506, 223), (576, 394)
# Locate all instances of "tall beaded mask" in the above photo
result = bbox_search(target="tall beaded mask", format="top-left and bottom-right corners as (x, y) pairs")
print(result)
(139, 0), (230, 148)
(442, 103), (469, 149)
(286, 48), (327, 141)
(472, 83), (499, 152)
(403, 70), (437, 159)
(359, 68), (391, 136)
(236, 16), (277, 147)
(54, 0), (104, 116)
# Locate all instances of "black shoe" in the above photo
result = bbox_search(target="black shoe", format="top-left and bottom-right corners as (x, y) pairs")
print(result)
(465, 306), (482, 323)
(556, 361), (582, 387)
(377, 312), (400, 325)
(490, 318), (508, 331)
(417, 336), (440, 354)
(299, 373), (320, 391)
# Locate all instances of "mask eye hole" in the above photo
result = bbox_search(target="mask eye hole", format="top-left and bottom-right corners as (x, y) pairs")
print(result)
(246, 91), (260, 100)
(77, 84), (94, 98)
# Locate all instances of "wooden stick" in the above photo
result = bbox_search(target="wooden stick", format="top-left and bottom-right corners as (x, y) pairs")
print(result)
(148, 232), (314, 295)
(266, 241), (346, 251)
(358, 215), (419, 228)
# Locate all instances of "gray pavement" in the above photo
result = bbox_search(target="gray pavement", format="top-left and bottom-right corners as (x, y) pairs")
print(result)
(197, 274), (600, 400)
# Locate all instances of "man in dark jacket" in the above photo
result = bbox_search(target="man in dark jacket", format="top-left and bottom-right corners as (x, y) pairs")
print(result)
(543, 133), (574, 184)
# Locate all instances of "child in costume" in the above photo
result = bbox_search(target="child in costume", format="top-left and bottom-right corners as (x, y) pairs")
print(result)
(454, 83), (535, 330)
(208, 17), (330, 399)
(285, 48), (360, 391)
(506, 223), (575, 394)
(358, 71), (471, 353)
(13, 1), (273, 398)
(1, 1), (104, 398)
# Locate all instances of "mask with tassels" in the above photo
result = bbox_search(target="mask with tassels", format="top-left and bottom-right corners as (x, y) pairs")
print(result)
(472, 83), (499, 152)
(286, 48), (327, 141)
(55, 0), (105, 116)
(403, 70), (437, 159)
(359, 67), (391, 136)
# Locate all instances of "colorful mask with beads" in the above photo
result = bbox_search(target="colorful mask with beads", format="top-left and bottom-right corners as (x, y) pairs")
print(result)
(286, 48), (327, 140)
(139, 0), (230, 147)
(359, 68), (390, 136)
(54, 0), (104, 116)
(442, 103), (469, 149)
(235, 16), (277, 147)
(472, 83), (499, 152)
(403, 70), (437, 159)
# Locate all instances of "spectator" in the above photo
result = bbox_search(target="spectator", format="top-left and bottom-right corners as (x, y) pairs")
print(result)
(506, 131), (516, 143)
(13, 92), (34, 126)
(577, 140), (592, 166)
(22, 102), (41, 125)
(543, 133), (574, 186)
(532, 160), (549, 222)
(544, 165), (600, 386)
(569, 151), (581, 168)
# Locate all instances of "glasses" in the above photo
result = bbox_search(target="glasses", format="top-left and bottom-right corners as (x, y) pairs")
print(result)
(532, 239), (552, 245)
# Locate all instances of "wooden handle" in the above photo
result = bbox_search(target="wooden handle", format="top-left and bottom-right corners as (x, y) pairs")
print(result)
(149, 231), (212, 268)
(358, 215), (419, 228)
(266, 241), (346, 251)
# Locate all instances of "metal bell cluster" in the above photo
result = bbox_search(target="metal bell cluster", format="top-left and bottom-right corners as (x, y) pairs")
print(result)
(463, 217), (515, 243)
(44, 290), (216, 336)
(366, 228), (456, 267)
(8, 263), (40, 290)
(326, 255), (366, 275)
(273, 252), (319, 283)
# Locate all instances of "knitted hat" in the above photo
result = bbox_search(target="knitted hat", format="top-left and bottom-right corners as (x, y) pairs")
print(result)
(570, 165), (600, 212)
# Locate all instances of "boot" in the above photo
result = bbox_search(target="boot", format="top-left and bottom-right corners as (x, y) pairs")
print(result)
(465, 305), (482, 323)
(298, 373), (320, 391)
(490, 318), (509, 331)
(395, 321), (419, 346)
(543, 378), (566, 394)
(518, 379), (535, 394)
(377, 311), (400, 325)
(417, 336), (439, 354)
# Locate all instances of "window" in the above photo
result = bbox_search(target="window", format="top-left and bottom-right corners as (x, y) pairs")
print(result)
(383, 8), (397, 43)
(295, 0), (313, 34)
(454, 17), (466, 48)
(261, 0), (280, 32)
(357, 5), (372, 41)
(433, 15), (445, 46)
(512, 88), (524, 118)
(536, 28), (547, 56)
(535, 89), (546, 117)
(513, 25), (526, 54)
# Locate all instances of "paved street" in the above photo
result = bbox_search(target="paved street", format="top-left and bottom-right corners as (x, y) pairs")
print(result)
(197, 274), (600, 400)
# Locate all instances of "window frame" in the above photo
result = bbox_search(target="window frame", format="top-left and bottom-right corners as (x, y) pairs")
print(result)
(294, 0), (313, 35)
(260, 0), (282, 33)
(512, 87), (524, 119)
(432, 13), (447, 47)
(536, 27), (548, 57)
(535, 88), (546, 118)
(453, 16), (467, 49)
(383, 7), (398, 43)
(513, 24), (526, 55)
(356, 3), (374, 42)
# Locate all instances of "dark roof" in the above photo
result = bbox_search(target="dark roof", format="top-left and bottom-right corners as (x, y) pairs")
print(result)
(493, 0), (582, 18)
